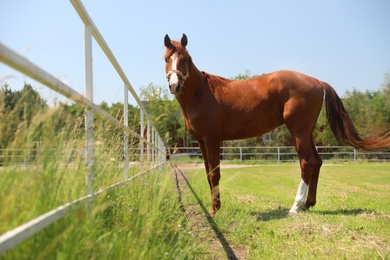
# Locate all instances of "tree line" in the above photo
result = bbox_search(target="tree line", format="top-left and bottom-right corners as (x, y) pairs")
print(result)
(1, 71), (389, 150)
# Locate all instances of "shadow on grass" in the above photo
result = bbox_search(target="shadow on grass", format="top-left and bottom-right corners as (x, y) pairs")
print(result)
(250, 208), (373, 221)
(312, 208), (372, 216)
(250, 207), (290, 222)
(173, 164), (238, 260)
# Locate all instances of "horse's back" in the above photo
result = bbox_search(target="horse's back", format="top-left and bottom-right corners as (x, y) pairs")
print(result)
(198, 70), (325, 140)
(257, 70), (324, 107)
(264, 70), (325, 129)
(261, 70), (323, 93)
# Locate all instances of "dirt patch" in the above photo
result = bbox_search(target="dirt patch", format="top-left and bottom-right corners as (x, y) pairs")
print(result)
(171, 163), (248, 259)
(173, 163), (205, 170)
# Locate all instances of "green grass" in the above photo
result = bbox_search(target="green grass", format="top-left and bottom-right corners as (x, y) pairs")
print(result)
(0, 164), (196, 259)
(180, 162), (390, 259)
(1, 143), (389, 260)
(0, 105), (195, 258)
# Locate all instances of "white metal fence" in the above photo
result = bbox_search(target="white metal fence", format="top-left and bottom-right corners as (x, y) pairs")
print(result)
(170, 146), (390, 162)
(0, 147), (158, 167)
(2, 146), (389, 167)
(0, 0), (166, 254)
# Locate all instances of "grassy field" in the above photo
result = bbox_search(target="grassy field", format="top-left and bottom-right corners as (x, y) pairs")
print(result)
(1, 158), (389, 259)
(176, 162), (390, 259)
(0, 164), (196, 259)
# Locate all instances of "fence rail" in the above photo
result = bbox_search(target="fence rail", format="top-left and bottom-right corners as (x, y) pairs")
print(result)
(0, 147), (152, 167)
(0, 0), (166, 254)
(170, 146), (390, 163)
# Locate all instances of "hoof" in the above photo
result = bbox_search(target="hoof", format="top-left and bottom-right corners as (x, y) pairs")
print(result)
(209, 209), (216, 217)
(289, 204), (308, 214)
(288, 208), (308, 217)
(305, 201), (316, 209)
(288, 211), (300, 217)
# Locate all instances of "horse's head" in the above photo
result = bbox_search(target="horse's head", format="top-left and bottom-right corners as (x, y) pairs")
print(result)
(164, 34), (191, 94)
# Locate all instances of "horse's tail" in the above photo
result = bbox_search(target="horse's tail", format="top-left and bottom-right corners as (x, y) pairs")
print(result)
(322, 82), (390, 152)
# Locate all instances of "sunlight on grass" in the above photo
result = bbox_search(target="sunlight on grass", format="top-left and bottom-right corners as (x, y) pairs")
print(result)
(181, 162), (390, 259)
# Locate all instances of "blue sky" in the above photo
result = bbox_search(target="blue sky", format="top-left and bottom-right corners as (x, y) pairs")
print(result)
(1, 0), (389, 106)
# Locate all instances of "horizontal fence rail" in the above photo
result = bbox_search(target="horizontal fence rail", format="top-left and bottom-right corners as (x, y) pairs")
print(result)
(0, 147), (153, 167)
(0, 0), (166, 254)
(170, 146), (390, 163)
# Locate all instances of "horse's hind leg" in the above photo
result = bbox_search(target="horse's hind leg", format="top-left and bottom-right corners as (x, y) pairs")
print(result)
(289, 134), (321, 213)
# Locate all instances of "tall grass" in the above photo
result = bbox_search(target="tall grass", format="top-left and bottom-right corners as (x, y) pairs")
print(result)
(0, 105), (195, 259)
(1, 167), (193, 259)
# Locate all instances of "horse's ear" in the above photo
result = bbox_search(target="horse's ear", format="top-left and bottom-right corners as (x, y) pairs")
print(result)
(181, 34), (188, 48)
(164, 34), (172, 48)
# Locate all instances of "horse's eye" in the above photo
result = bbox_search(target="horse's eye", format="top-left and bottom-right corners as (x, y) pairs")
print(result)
(183, 58), (187, 63)
(165, 58), (168, 63)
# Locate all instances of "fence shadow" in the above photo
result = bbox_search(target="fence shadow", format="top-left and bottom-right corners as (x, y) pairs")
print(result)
(173, 164), (238, 260)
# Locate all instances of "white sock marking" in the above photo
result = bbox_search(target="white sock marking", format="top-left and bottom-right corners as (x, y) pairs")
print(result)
(289, 178), (308, 213)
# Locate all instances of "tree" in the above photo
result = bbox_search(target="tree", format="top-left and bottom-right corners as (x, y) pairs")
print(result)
(140, 83), (186, 147)
(230, 69), (259, 80)
(342, 88), (388, 135)
(0, 83), (47, 148)
(380, 71), (390, 123)
(313, 104), (338, 146)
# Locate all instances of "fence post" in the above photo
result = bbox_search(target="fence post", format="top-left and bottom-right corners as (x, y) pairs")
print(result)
(123, 83), (129, 180)
(152, 127), (155, 165)
(240, 147), (243, 162)
(159, 135), (165, 165)
(277, 147), (280, 163)
(84, 24), (94, 196)
(354, 148), (357, 162)
(140, 109), (144, 163)
(154, 129), (157, 165)
(157, 135), (165, 170)
(147, 119), (151, 165)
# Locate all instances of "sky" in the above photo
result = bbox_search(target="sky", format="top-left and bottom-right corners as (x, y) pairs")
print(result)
(1, 0), (389, 106)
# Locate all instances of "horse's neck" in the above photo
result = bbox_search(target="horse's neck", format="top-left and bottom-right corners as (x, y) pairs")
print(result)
(176, 63), (206, 114)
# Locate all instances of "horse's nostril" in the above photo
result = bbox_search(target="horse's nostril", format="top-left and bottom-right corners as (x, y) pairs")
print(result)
(176, 83), (181, 93)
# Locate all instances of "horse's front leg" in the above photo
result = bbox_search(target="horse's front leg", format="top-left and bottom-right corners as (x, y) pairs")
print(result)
(198, 141), (210, 180)
(203, 139), (221, 216)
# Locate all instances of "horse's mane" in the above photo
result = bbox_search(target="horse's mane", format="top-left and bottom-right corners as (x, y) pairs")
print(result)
(164, 40), (192, 63)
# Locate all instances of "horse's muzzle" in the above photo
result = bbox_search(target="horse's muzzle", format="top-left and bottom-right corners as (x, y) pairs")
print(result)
(169, 82), (181, 94)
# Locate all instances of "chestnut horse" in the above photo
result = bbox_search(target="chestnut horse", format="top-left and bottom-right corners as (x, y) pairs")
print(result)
(164, 34), (390, 216)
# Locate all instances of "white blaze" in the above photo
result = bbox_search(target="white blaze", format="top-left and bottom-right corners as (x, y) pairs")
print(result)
(289, 178), (308, 213)
(169, 53), (179, 87)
